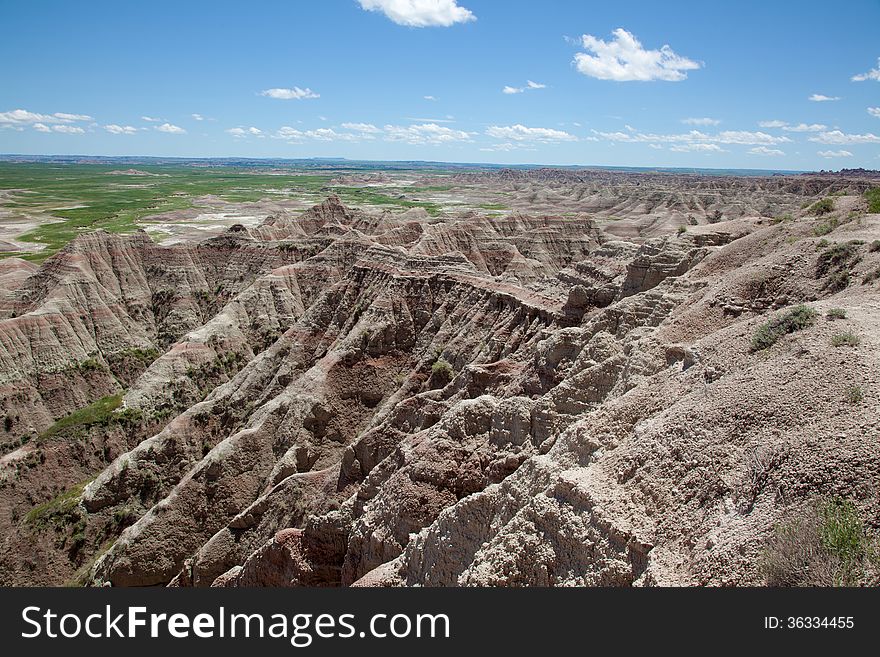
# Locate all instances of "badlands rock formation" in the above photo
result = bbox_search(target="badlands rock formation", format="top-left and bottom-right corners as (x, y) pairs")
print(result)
(1, 174), (878, 587)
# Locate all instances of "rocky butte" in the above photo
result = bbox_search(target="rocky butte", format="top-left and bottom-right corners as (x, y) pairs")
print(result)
(0, 170), (878, 587)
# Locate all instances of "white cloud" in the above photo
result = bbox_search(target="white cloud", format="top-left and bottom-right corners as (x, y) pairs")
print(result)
(670, 143), (725, 153)
(358, 0), (475, 27)
(33, 123), (51, 133)
(503, 80), (546, 94)
(0, 108), (91, 126)
(682, 117), (720, 126)
(155, 123), (186, 134)
(594, 128), (790, 146)
(809, 94), (840, 102)
(304, 128), (358, 141)
(423, 95), (437, 101)
(868, 107), (880, 118)
(749, 146), (785, 156)
(260, 87), (319, 100)
(141, 116), (161, 122)
(852, 58), (880, 82)
(53, 112), (92, 122)
(104, 124), (139, 135)
(227, 126), (264, 137)
(573, 28), (701, 82)
(404, 116), (456, 123)
(274, 126), (373, 142)
(783, 123), (826, 132)
(809, 130), (880, 145)
(191, 113), (205, 121)
(384, 122), (473, 144)
(758, 120), (826, 132)
(51, 125), (84, 134)
(486, 124), (577, 142)
(817, 150), (854, 158)
(341, 122), (381, 133)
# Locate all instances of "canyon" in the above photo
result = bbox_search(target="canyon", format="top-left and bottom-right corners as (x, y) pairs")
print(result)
(0, 168), (878, 587)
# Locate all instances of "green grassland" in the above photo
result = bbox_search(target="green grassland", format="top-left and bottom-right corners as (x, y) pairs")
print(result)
(0, 162), (339, 260)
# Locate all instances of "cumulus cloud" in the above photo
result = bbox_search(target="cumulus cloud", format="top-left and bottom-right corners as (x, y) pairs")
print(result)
(486, 124), (577, 142)
(594, 128), (790, 146)
(809, 94), (840, 102)
(759, 120), (826, 132)
(104, 124), (139, 135)
(404, 116), (455, 123)
(809, 130), (880, 145)
(784, 123), (827, 132)
(852, 58), (880, 82)
(384, 122), (473, 144)
(502, 80), (546, 94)
(749, 146), (785, 156)
(341, 122), (381, 133)
(155, 123), (186, 134)
(53, 112), (92, 122)
(141, 116), (161, 122)
(669, 143), (725, 153)
(0, 108), (91, 126)
(868, 107), (880, 118)
(817, 150), (853, 158)
(260, 87), (319, 100)
(682, 117), (720, 126)
(51, 125), (85, 134)
(573, 28), (701, 82)
(227, 126), (263, 137)
(358, 0), (475, 27)
(479, 142), (522, 152)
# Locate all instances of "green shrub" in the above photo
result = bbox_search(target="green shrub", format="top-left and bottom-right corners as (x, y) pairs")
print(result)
(869, 240), (880, 253)
(809, 197), (835, 216)
(750, 304), (818, 351)
(846, 385), (864, 404)
(816, 241), (862, 290)
(39, 393), (124, 441)
(826, 308), (847, 320)
(813, 218), (839, 236)
(431, 358), (453, 380)
(866, 187), (880, 214)
(831, 331), (860, 347)
(763, 497), (877, 586)
(677, 225), (687, 235)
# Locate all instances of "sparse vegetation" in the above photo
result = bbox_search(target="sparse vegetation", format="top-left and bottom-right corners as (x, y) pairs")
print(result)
(863, 267), (880, 284)
(39, 393), (124, 441)
(677, 225), (687, 235)
(831, 331), (860, 347)
(826, 308), (847, 320)
(24, 480), (90, 527)
(866, 187), (880, 214)
(846, 385), (864, 404)
(808, 197), (835, 216)
(763, 498), (878, 586)
(816, 240), (862, 290)
(869, 239), (880, 253)
(813, 218), (839, 236)
(431, 358), (453, 380)
(750, 304), (818, 352)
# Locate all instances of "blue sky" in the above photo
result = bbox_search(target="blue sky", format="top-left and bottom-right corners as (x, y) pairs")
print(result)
(1, 0), (879, 169)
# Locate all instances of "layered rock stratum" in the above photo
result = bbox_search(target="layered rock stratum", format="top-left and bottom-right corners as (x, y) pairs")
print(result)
(1, 173), (878, 587)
